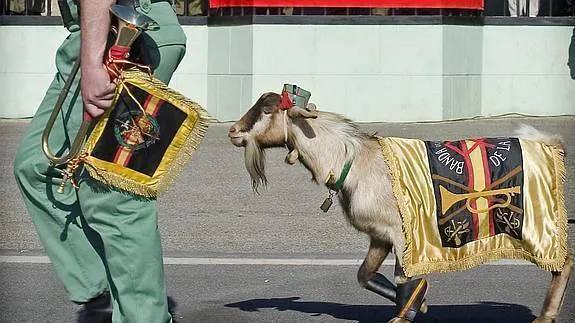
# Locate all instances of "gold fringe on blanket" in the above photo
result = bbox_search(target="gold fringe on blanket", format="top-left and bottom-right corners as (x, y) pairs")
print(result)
(378, 136), (568, 277)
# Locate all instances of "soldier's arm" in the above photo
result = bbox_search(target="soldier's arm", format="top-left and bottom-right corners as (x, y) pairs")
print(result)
(80, 0), (117, 119)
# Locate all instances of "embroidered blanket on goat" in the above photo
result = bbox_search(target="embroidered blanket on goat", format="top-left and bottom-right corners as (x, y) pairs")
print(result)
(378, 136), (567, 277)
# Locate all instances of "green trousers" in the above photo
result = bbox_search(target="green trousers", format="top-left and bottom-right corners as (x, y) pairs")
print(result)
(13, 2), (186, 322)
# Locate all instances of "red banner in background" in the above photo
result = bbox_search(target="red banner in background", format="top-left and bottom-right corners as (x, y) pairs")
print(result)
(210, 0), (484, 9)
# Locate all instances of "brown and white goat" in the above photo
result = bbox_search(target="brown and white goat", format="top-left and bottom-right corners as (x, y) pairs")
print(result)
(228, 92), (573, 323)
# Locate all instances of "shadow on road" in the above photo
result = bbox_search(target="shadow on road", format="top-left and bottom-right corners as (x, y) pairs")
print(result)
(225, 296), (536, 322)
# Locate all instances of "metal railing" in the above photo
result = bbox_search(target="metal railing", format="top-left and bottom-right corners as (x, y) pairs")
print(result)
(1, 0), (573, 17)
(2, 0), (54, 15)
(208, 7), (481, 16)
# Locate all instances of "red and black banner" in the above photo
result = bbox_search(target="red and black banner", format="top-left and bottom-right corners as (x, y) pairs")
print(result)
(425, 138), (524, 248)
(90, 85), (187, 177)
(210, 0), (483, 9)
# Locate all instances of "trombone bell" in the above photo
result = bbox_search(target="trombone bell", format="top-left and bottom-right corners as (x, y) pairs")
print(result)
(109, 5), (159, 60)
(110, 4), (159, 32)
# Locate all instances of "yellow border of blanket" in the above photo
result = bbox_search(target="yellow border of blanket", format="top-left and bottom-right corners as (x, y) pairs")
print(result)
(378, 137), (567, 277)
(82, 67), (211, 198)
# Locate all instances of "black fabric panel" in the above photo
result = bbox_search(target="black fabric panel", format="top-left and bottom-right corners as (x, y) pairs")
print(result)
(486, 138), (524, 239)
(425, 138), (524, 248)
(90, 84), (188, 177)
(425, 140), (473, 247)
(89, 88), (139, 162)
(125, 103), (187, 176)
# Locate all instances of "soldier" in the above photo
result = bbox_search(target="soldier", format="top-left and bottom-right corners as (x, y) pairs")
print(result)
(13, 0), (186, 322)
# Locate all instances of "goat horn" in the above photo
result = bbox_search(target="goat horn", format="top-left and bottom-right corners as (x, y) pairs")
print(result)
(306, 103), (317, 111)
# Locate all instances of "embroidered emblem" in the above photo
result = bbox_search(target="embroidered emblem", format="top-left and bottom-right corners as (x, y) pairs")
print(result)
(114, 110), (160, 150)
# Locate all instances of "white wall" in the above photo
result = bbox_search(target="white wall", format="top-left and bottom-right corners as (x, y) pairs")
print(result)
(442, 25), (483, 120)
(166, 25), (208, 113)
(0, 26), (68, 119)
(252, 25), (445, 122)
(481, 26), (575, 116)
(1, 23), (574, 121)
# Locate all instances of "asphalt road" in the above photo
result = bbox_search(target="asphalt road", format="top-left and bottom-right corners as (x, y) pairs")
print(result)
(0, 116), (574, 322)
(0, 262), (561, 323)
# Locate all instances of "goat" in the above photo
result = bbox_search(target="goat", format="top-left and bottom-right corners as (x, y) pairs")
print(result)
(228, 92), (573, 323)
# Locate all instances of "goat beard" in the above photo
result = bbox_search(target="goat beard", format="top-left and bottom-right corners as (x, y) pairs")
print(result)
(244, 138), (267, 192)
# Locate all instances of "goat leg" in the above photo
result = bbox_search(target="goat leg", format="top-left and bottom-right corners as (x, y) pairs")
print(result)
(358, 239), (399, 303)
(534, 253), (574, 322)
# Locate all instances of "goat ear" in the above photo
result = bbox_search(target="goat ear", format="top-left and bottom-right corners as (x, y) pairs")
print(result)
(293, 118), (316, 139)
(287, 106), (318, 119)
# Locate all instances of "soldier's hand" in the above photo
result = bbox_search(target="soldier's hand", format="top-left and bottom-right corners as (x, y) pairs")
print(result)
(81, 64), (116, 119)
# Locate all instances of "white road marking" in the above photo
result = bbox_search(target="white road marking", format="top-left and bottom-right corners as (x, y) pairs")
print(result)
(0, 256), (533, 266)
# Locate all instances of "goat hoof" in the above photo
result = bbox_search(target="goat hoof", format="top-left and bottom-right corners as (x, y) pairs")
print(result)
(387, 317), (410, 323)
(419, 300), (428, 314)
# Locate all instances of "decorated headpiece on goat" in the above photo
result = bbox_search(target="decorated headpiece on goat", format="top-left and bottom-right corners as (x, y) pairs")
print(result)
(280, 84), (312, 110)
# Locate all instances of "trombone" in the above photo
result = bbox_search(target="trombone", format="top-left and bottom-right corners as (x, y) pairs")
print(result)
(41, 4), (158, 193)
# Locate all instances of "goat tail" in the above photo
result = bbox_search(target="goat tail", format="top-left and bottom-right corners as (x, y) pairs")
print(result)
(514, 124), (564, 148)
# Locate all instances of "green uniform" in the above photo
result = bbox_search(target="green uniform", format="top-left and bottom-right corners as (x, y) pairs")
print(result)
(13, 1), (185, 322)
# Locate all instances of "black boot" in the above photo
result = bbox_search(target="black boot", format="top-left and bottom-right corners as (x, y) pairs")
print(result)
(395, 278), (428, 322)
(76, 292), (112, 323)
(168, 296), (181, 323)
(365, 272), (397, 302)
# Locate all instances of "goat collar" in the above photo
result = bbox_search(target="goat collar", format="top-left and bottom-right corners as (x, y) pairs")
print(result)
(282, 110), (289, 144)
(327, 160), (353, 191)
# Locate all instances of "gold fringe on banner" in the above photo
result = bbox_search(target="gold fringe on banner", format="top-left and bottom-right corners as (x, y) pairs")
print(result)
(552, 145), (568, 269)
(82, 67), (212, 198)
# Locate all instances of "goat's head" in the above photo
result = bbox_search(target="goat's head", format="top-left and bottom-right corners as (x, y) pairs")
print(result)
(229, 92), (317, 190)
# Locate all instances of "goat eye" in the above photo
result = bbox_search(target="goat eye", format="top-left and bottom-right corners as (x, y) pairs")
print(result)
(263, 107), (274, 115)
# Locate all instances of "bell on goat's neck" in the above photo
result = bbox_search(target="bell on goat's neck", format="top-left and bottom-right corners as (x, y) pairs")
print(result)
(320, 197), (333, 212)
(320, 190), (336, 213)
